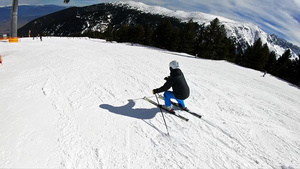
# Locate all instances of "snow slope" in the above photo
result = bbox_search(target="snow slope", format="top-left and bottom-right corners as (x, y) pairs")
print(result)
(0, 37), (299, 169)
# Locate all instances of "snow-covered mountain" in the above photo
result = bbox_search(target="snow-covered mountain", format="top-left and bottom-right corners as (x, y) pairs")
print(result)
(113, 1), (299, 58)
(18, 1), (299, 58)
(1, 37), (299, 168)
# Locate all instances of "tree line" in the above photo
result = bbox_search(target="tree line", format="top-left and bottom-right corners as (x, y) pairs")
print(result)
(84, 18), (300, 87)
(237, 38), (300, 86)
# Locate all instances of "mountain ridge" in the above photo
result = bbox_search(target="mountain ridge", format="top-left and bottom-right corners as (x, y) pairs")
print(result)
(17, 2), (299, 57)
(112, 1), (299, 58)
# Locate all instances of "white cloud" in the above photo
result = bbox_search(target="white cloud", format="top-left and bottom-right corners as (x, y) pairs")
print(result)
(293, 0), (300, 8)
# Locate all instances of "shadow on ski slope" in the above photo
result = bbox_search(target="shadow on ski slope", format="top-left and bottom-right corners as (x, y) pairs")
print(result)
(99, 99), (158, 119)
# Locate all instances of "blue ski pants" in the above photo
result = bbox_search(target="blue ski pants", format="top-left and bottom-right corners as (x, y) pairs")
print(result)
(164, 91), (186, 108)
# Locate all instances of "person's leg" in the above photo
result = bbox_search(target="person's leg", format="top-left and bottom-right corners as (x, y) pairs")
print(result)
(176, 99), (186, 108)
(163, 91), (176, 107)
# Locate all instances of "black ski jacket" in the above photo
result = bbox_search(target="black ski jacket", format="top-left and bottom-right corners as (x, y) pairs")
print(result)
(154, 69), (190, 100)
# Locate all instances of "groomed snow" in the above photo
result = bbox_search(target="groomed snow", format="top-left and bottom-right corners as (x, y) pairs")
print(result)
(0, 37), (299, 168)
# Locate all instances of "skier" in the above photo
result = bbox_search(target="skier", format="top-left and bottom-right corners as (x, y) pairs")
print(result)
(152, 60), (190, 113)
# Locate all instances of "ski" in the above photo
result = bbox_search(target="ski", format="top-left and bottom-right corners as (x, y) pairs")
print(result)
(158, 94), (202, 119)
(143, 97), (189, 122)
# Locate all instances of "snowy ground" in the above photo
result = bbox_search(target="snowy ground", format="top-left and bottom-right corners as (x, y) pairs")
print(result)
(0, 37), (299, 169)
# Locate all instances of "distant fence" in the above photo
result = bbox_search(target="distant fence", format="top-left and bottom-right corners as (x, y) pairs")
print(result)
(0, 37), (8, 41)
(0, 37), (20, 42)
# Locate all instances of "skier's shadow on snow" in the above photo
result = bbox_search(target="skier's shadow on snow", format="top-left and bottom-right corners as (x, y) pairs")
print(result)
(99, 99), (158, 119)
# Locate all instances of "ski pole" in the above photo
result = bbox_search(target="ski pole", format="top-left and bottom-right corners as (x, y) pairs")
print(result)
(155, 93), (169, 135)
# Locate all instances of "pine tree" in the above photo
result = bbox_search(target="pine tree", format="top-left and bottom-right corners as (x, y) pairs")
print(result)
(143, 25), (153, 46)
(179, 20), (197, 54)
(276, 49), (292, 81)
(116, 24), (130, 43)
(153, 19), (175, 50)
(295, 55), (300, 86)
(243, 38), (269, 71)
(130, 24), (145, 44)
(104, 24), (114, 42)
(290, 57), (300, 86)
(207, 18), (227, 60)
(194, 23), (206, 58)
(260, 43), (270, 70)
(195, 18), (235, 60)
(224, 37), (237, 63)
(169, 27), (180, 51)
(265, 51), (277, 74)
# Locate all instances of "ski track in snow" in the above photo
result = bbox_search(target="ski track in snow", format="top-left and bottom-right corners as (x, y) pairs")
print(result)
(0, 37), (300, 169)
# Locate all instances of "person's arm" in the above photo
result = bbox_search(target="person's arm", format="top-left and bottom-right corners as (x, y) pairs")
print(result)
(153, 77), (175, 93)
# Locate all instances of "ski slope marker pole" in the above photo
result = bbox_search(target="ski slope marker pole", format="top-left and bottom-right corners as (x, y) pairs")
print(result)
(155, 94), (169, 135)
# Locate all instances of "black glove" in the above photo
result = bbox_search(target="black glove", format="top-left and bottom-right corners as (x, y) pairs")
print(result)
(164, 76), (169, 81)
(152, 89), (158, 94)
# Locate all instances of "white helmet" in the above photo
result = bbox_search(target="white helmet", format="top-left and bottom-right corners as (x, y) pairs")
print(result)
(169, 60), (179, 69)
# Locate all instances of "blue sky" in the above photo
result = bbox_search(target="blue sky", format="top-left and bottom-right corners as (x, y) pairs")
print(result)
(1, 0), (300, 47)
